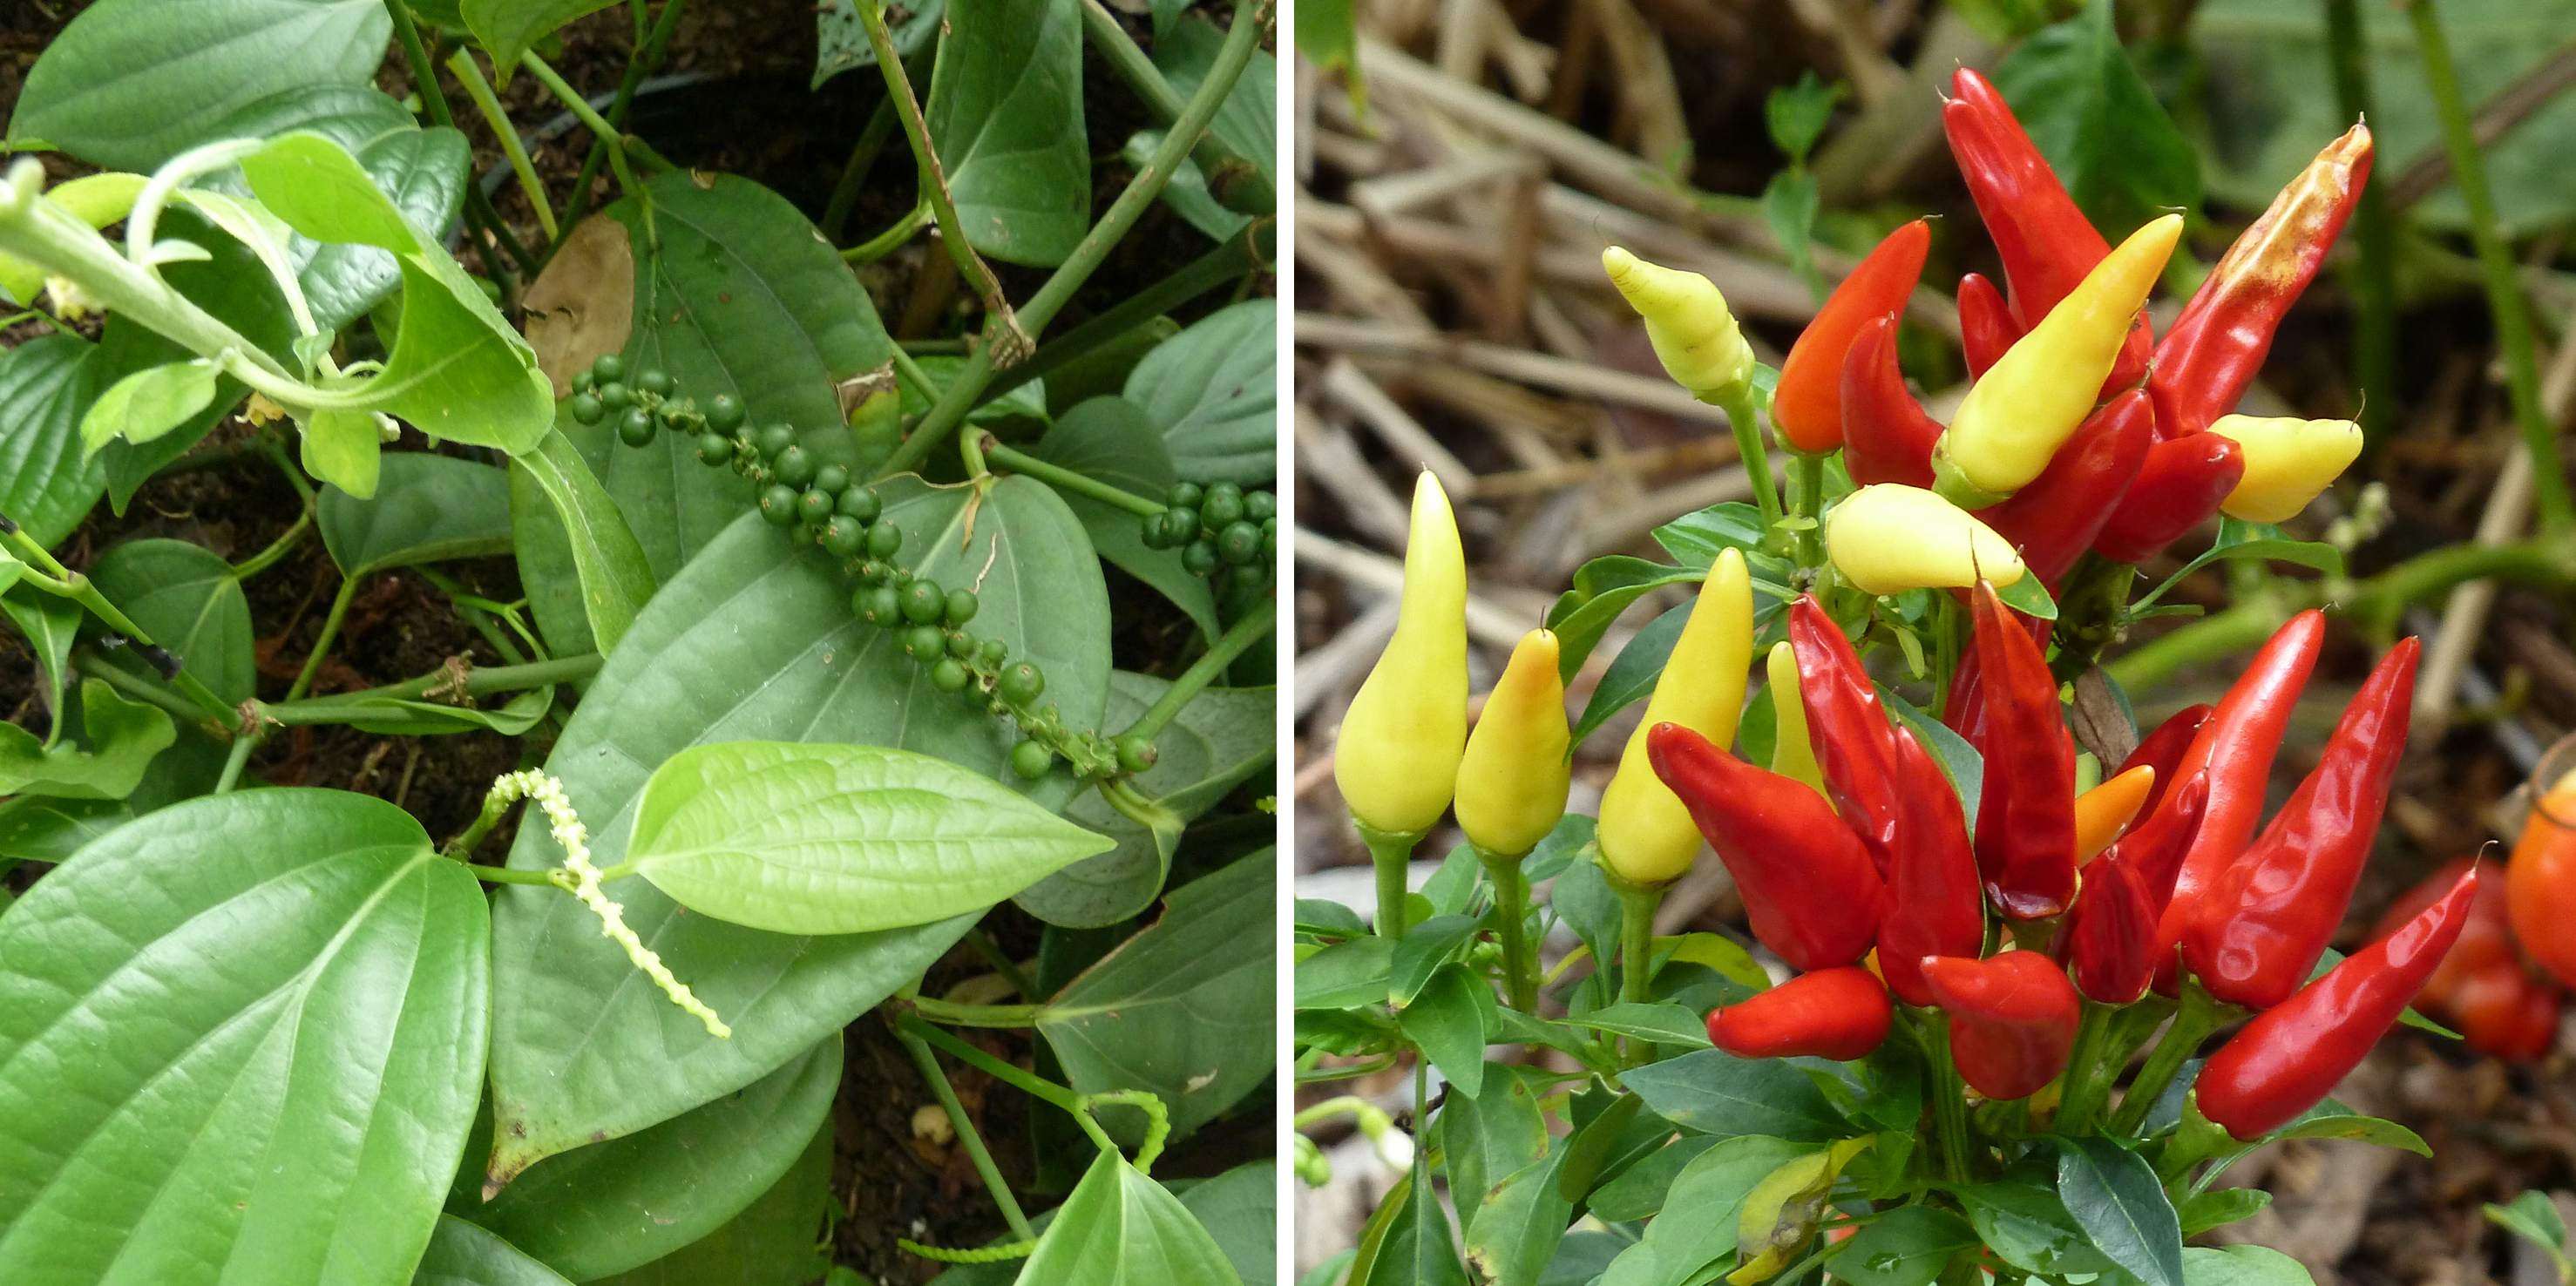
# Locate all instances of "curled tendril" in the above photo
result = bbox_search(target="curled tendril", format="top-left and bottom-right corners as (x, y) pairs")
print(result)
(487, 769), (732, 1039)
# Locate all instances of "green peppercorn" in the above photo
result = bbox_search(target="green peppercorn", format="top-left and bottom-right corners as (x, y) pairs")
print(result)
(1183, 539), (1218, 576)
(696, 432), (735, 465)
(932, 658), (970, 692)
(822, 518), (867, 558)
(866, 520), (903, 559)
(598, 381), (633, 410)
(756, 424), (797, 460)
(902, 579), (946, 625)
(591, 353), (627, 383)
(773, 445), (817, 488)
(572, 369), (596, 395)
(944, 589), (979, 626)
(705, 393), (745, 432)
(1140, 512), (1169, 550)
(837, 486), (882, 525)
(980, 639), (1009, 666)
(946, 630), (977, 659)
(635, 368), (675, 396)
(1202, 483), (1244, 528)
(799, 488), (837, 525)
(1262, 527), (1276, 562)
(905, 624), (946, 663)
(1218, 520), (1262, 565)
(859, 559), (892, 584)
(1168, 482), (1203, 511)
(1245, 490), (1277, 523)
(1115, 734), (1157, 773)
(759, 484), (801, 526)
(618, 406), (657, 447)
(1165, 507), (1201, 545)
(808, 464), (846, 496)
(566, 392), (603, 425)
(858, 585), (903, 627)
(999, 662), (1046, 705)
(1010, 740), (1053, 780)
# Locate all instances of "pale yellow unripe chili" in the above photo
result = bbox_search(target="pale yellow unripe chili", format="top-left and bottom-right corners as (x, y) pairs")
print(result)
(1602, 247), (1754, 404)
(1597, 548), (1753, 885)
(1455, 629), (1572, 857)
(1825, 484), (2026, 595)
(1765, 641), (1827, 796)
(2202, 414), (2362, 524)
(1936, 213), (2184, 503)
(1335, 473), (1469, 836)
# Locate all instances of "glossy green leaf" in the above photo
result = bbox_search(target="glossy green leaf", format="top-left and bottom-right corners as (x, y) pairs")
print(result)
(1569, 599), (1691, 747)
(0, 678), (174, 798)
(1038, 853), (1271, 1142)
(413, 1216), (574, 1286)
(241, 132), (422, 251)
(463, 0), (620, 76)
(1129, 132), (1251, 242)
(1398, 963), (1492, 1100)
(585, 1120), (834, 1286)
(2055, 1136), (2184, 1286)
(2488, 1192), (2573, 1281)
(626, 740), (1114, 934)
(1955, 1179), (2122, 1280)
(1556, 1001), (1713, 1048)
(1015, 672), (1271, 926)
(512, 425), (659, 656)
(1991, 0), (2199, 240)
(1294, 935), (1394, 1009)
(1440, 1062), (1547, 1221)
(2181, 1244), (2316, 1286)
(1294, 0), (1359, 86)
(1180, 1160), (1278, 1286)
(78, 356), (215, 457)
(1546, 557), (1703, 681)
(87, 536), (256, 703)
(460, 1038), (840, 1281)
(1596, 1134), (1807, 1286)
(1467, 1137), (1573, 1286)
(0, 795), (131, 863)
(1013, 1148), (1242, 1285)
(321, 451), (514, 577)
(2179, 1187), (2272, 1237)
(1584, 1136), (1718, 1222)
(3, 578), (82, 732)
(812, 0), (946, 86)
(923, 0), (1091, 267)
(343, 686), (553, 737)
(6, 0), (391, 171)
(364, 251), (555, 452)
(1128, 299), (1275, 484)
(0, 335), (107, 546)
(2268, 1111), (2430, 1155)
(1617, 1050), (1845, 1141)
(1830, 1204), (1977, 1286)
(1158, 16), (1277, 200)
(1029, 395), (1221, 637)
(0, 789), (486, 1286)
(1352, 1164), (1471, 1286)
(1390, 914), (1481, 1005)
(593, 173), (895, 573)
(487, 486), (1108, 1180)
(302, 406), (383, 497)
(899, 355), (1048, 429)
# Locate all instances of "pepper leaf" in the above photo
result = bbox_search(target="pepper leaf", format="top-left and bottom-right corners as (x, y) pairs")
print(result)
(2053, 1135), (2186, 1286)
(1991, 0), (2200, 240)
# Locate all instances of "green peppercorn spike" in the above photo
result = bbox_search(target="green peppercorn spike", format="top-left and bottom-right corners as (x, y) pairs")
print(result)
(599, 381), (634, 409)
(932, 659), (970, 692)
(946, 630), (978, 658)
(773, 446), (817, 488)
(1115, 734), (1157, 773)
(980, 639), (1009, 665)
(944, 589), (979, 626)
(697, 432), (735, 465)
(572, 369), (596, 394)
(813, 464), (850, 497)
(759, 484), (801, 525)
(905, 625), (946, 662)
(1203, 483), (1244, 528)
(1165, 508), (1200, 545)
(822, 518), (867, 558)
(1218, 520), (1262, 565)
(1245, 491), (1277, 523)
(1168, 482), (1203, 511)
(859, 585), (904, 626)
(1000, 663), (1046, 705)
(1183, 539), (1218, 576)
(756, 424), (797, 460)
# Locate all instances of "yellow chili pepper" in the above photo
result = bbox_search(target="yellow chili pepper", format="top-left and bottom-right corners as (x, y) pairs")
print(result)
(1602, 247), (1754, 404)
(1825, 484), (2025, 595)
(1935, 213), (2184, 504)
(1766, 641), (1826, 795)
(2202, 414), (2362, 524)
(2075, 764), (2155, 863)
(1454, 629), (1572, 857)
(1335, 472), (1468, 836)
(1598, 548), (1753, 885)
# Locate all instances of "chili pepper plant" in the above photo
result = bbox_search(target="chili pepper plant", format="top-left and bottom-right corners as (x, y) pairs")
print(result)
(1295, 69), (2471, 1286)
(0, 1), (1279, 1283)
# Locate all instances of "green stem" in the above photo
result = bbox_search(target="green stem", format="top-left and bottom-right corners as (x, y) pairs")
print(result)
(842, 201), (930, 263)
(983, 442), (1166, 517)
(901, 1014), (1085, 1114)
(872, 0), (1264, 481)
(552, 0), (688, 249)
(268, 653), (603, 722)
(965, 928), (1041, 1000)
(2108, 979), (2231, 1136)
(71, 652), (205, 723)
(4, 527), (241, 733)
(446, 50), (558, 240)
(286, 573), (362, 703)
(898, 1027), (1038, 1243)
(466, 864), (570, 886)
(978, 226), (1261, 406)
(2411, 0), (2573, 534)
(851, 0), (1022, 349)
(2052, 1001), (2115, 1136)
(1613, 874), (1662, 1010)
(444, 780), (521, 858)
(822, 95), (900, 243)
(1118, 597), (1277, 739)
(1918, 1012), (1977, 1181)
(1076, 0), (1273, 213)
(1792, 453), (1824, 572)
(1358, 821), (1424, 938)
(959, 424), (989, 479)
(213, 729), (257, 794)
(2324, 0), (2399, 450)
(1477, 843), (1538, 1012)
(228, 505), (311, 580)
(1712, 383), (1783, 538)
(908, 995), (1046, 1027)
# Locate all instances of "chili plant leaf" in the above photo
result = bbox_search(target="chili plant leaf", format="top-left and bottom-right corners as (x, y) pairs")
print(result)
(0, 335), (106, 547)
(1466, 1137), (1574, 1286)
(86, 536), (255, 703)
(2179, 1244), (2317, 1286)
(922, 0), (1091, 267)
(487, 480), (1108, 1181)
(5, 0), (391, 171)
(1830, 1204), (1979, 1286)
(0, 679), (174, 799)
(1592, 1134), (1809, 1286)
(1038, 853), (1272, 1143)
(1441, 1062), (1549, 1225)
(1955, 1179), (2123, 1279)
(0, 789), (485, 1286)
(457, 1038), (838, 1282)
(462, 0), (620, 77)
(1398, 962), (1495, 1099)
(1127, 299), (1276, 485)
(1617, 1050), (1845, 1141)
(1569, 599), (1692, 747)
(1991, 0), (2200, 240)
(1030, 395), (1222, 638)
(1585, 1136), (1718, 1222)
(1015, 1148), (1244, 1286)
(1557, 1001), (1715, 1048)
(2054, 1136), (2186, 1286)
(1293, 935), (1395, 1009)
(581, 1120), (834, 1286)
(321, 451), (515, 577)
(413, 1215), (575, 1286)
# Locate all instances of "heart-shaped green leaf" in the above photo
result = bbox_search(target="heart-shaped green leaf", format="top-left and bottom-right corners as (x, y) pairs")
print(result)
(0, 335), (105, 546)
(86, 536), (255, 703)
(321, 451), (513, 577)
(583, 1120), (833, 1286)
(922, 0), (1091, 267)
(0, 678), (174, 799)
(462, 0), (620, 77)
(1125, 299), (1274, 485)
(1029, 395), (1220, 637)
(1013, 1149), (1244, 1286)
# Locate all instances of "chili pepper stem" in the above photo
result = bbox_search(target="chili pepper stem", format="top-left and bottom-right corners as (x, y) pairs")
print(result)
(1712, 383), (1785, 544)
(2005, 914), (2062, 957)
(1792, 453), (1826, 572)
(1358, 821), (1427, 938)
(2051, 1001), (2117, 1135)
(2108, 976), (2237, 1135)
(1475, 843), (1540, 1012)
(1914, 1010), (1979, 1182)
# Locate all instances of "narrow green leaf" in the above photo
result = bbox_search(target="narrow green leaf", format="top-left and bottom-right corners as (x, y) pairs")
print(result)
(1556, 1001), (1714, 1048)
(1441, 1062), (1548, 1222)
(1466, 1138), (1574, 1286)
(1955, 1180), (2121, 1280)
(1593, 1134), (1807, 1286)
(512, 426), (658, 654)
(2180, 1244), (2317, 1286)
(2054, 1136), (2186, 1286)
(1830, 1205), (1977, 1286)
(1399, 964), (1493, 1099)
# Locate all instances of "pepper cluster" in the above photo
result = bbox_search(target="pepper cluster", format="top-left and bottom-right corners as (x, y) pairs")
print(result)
(580, 352), (1137, 782)
(1138, 481), (1279, 579)
(1659, 585), (2469, 1142)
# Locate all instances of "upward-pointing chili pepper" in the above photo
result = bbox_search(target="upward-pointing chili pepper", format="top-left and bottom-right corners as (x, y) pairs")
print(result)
(2091, 431), (2246, 565)
(1336, 473), (1468, 835)
(2104, 769), (2208, 912)
(2155, 611), (2325, 951)
(1840, 314), (1943, 490)
(1970, 579), (2079, 920)
(1957, 272), (2018, 381)
(1706, 965), (1893, 1061)
(2074, 763), (2155, 863)
(1935, 215), (2182, 506)
(1977, 389), (2153, 588)
(2183, 639), (2419, 1010)
(1920, 951), (2082, 1101)
(2125, 704), (2214, 822)
(2204, 415), (2363, 524)
(1790, 595), (1902, 877)
(2150, 125), (2373, 439)
(1603, 247), (1756, 403)
(1826, 484), (2025, 595)
(1773, 220), (1932, 455)
(1877, 723), (1987, 1008)
(1454, 628), (1571, 858)
(1649, 722), (1886, 970)
(2062, 854), (2157, 1005)
(1598, 549), (1755, 885)
(2197, 864), (2476, 1140)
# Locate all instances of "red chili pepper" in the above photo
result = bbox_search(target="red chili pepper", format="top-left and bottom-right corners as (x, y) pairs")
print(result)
(1969, 580), (2078, 920)
(1706, 965), (1894, 1060)
(2445, 963), (2559, 1062)
(1977, 390), (2153, 588)
(1789, 595), (1904, 876)
(2196, 865), (2476, 1140)
(1776, 220), (1932, 456)
(2375, 857), (2557, 1061)
(2182, 639), (2418, 1009)
(1942, 68), (2152, 396)
(1958, 272), (2019, 381)
(1878, 724), (1988, 1008)
(2150, 125), (2373, 439)
(1840, 314), (1944, 490)
(2091, 434), (2245, 565)
(2102, 769), (2208, 913)
(2060, 854), (2157, 1005)
(1648, 722), (1887, 970)
(2124, 704), (2213, 822)
(1920, 951), (2082, 1101)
